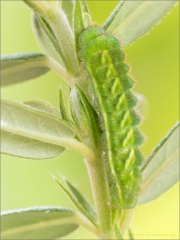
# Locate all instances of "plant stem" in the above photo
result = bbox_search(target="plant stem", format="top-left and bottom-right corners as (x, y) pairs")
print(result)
(85, 156), (112, 239)
(47, 57), (73, 86)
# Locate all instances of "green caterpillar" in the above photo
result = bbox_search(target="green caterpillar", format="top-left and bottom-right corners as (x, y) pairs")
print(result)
(79, 27), (144, 209)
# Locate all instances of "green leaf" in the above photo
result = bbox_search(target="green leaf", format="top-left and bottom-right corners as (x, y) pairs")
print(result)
(60, 0), (74, 27)
(33, 13), (66, 67)
(1, 53), (71, 86)
(1, 99), (95, 160)
(32, 14), (63, 65)
(128, 228), (135, 239)
(23, 1), (79, 75)
(65, 178), (98, 225)
(115, 224), (124, 240)
(0, 53), (50, 86)
(59, 88), (71, 122)
(73, 0), (85, 53)
(139, 122), (180, 204)
(70, 85), (100, 151)
(54, 176), (98, 227)
(1, 206), (79, 239)
(81, 0), (90, 14)
(107, 1), (177, 47)
(24, 99), (62, 119)
(103, 0), (125, 30)
(1, 99), (71, 159)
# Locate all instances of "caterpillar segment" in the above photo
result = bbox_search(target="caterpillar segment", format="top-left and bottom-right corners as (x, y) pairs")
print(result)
(79, 27), (144, 208)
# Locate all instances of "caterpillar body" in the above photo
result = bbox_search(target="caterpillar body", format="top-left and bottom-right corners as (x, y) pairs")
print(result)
(79, 27), (144, 209)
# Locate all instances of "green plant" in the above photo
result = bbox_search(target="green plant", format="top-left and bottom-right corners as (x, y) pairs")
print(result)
(1, 1), (179, 239)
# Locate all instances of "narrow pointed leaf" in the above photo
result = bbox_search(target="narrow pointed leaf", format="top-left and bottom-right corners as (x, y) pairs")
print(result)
(79, 1), (92, 28)
(24, 99), (62, 119)
(115, 225), (124, 240)
(59, 88), (71, 122)
(139, 122), (180, 204)
(32, 14), (63, 64)
(107, 1), (177, 47)
(54, 177), (97, 227)
(61, 0), (74, 27)
(1, 99), (74, 159)
(1, 207), (79, 239)
(103, 0), (125, 30)
(34, 13), (67, 67)
(73, 0), (85, 53)
(128, 229), (135, 239)
(70, 85), (99, 151)
(24, 1), (79, 75)
(1, 53), (50, 86)
(65, 179), (97, 225)
(81, 0), (90, 14)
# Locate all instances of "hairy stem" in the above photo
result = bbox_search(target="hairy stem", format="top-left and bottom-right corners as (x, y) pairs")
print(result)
(47, 57), (73, 86)
(85, 156), (113, 238)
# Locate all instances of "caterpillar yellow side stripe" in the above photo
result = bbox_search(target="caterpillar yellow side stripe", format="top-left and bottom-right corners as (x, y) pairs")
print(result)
(79, 27), (144, 209)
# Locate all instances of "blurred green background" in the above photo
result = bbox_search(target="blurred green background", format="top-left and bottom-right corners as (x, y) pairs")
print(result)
(1, 1), (179, 239)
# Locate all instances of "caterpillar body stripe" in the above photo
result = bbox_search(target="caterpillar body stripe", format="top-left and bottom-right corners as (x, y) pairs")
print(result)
(79, 27), (144, 209)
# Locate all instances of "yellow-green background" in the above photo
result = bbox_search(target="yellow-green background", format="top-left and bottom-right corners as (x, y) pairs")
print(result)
(1, 1), (179, 239)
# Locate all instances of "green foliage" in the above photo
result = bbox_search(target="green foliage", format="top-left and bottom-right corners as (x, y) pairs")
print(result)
(128, 228), (135, 240)
(32, 14), (62, 64)
(115, 225), (124, 240)
(73, 0), (85, 53)
(59, 87), (72, 122)
(54, 176), (98, 227)
(23, 0), (79, 74)
(0, 0), (179, 239)
(139, 122), (180, 204)
(1, 99), (75, 159)
(0, 53), (50, 86)
(107, 1), (177, 47)
(1, 98), (94, 160)
(24, 99), (62, 118)
(1, 207), (79, 239)
(65, 178), (98, 224)
(70, 84), (100, 151)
